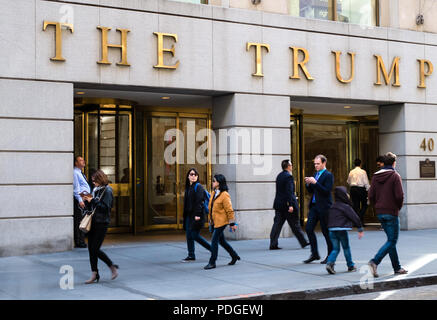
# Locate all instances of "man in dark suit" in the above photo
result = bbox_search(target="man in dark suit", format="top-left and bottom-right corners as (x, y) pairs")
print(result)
(304, 155), (334, 264)
(270, 160), (309, 250)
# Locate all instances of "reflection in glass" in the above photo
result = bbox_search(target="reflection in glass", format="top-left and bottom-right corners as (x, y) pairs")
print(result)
(178, 118), (208, 226)
(303, 122), (348, 217)
(86, 112), (132, 229)
(289, 0), (333, 20)
(147, 117), (178, 225)
(288, 0), (376, 26)
(336, 0), (376, 26)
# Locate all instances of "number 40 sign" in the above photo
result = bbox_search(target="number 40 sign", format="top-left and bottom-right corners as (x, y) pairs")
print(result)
(420, 138), (435, 152)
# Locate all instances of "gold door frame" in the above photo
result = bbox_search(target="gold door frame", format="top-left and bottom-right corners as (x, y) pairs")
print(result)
(136, 106), (212, 232)
(75, 103), (134, 234)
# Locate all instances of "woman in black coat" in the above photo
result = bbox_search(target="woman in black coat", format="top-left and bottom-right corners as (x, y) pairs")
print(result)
(82, 169), (119, 283)
(182, 168), (212, 262)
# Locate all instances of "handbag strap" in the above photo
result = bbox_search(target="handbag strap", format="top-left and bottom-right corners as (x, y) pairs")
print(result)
(89, 186), (107, 215)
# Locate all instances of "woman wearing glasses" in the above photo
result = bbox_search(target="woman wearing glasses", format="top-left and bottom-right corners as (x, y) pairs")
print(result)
(82, 169), (119, 283)
(204, 174), (240, 270)
(182, 168), (212, 262)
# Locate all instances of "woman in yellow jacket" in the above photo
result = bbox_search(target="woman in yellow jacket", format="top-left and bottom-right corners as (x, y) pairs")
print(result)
(204, 174), (240, 270)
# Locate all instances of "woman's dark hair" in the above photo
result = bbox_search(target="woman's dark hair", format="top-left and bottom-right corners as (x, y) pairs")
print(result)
(213, 174), (229, 192)
(92, 169), (109, 186)
(185, 168), (199, 190)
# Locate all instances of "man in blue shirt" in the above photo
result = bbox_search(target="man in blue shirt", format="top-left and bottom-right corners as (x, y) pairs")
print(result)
(303, 155), (334, 264)
(73, 156), (91, 248)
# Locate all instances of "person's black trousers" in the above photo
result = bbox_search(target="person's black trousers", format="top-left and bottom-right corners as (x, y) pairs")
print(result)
(270, 210), (308, 248)
(73, 198), (86, 246)
(87, 223), (113, 272)
(305, 205), (333, 258)
(350, 186), (368, 224)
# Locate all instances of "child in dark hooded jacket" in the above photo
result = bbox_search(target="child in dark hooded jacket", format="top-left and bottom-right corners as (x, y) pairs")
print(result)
(325, 186), (364, 274)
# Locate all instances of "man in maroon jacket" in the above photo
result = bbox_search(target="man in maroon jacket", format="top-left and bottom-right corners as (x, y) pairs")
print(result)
(367, 152), (408, 277)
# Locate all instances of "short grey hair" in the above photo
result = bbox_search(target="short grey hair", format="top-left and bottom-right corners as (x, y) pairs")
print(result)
(315, 154), (327, 163)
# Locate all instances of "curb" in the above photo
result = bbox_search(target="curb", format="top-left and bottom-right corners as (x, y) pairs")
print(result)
(225, 274), (437, 300)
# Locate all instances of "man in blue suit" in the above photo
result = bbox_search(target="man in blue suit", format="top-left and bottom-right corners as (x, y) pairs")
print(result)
(304, 155), (334, 264)
(270, 160), (309, 250)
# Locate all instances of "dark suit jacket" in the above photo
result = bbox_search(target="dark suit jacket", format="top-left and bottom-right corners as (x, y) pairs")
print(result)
(306, 170), (334, 212)
(273, 170), (299, 214)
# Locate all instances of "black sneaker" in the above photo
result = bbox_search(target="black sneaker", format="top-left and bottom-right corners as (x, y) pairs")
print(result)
(326, 263), (336, 274)
(181, 257), (195, 262)
(348, 266), (357, 272)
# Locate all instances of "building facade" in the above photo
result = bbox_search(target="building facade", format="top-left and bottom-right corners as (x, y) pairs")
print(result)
(1, 0), (437, 256)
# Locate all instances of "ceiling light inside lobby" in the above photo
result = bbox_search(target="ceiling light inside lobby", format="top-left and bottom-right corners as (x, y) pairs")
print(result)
(344, 106), (352, 109)
(161, 96), (171, 100)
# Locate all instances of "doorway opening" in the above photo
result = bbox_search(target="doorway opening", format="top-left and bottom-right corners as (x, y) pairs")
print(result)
(290, 108), (379, 226)
(74, 98), (212, 234)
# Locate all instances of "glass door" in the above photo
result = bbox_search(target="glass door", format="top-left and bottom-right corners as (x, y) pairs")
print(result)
(138, 110), (211, 231)
(145, 115), (178, 227)
(302, 120), (349, 220)
(74, 103), (133, 233)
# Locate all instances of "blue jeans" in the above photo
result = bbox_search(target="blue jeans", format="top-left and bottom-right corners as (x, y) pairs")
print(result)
(185, 218), (211, 258)
(209, 225), (238, 264)
(371, 214), (401, 271)
(327, 230), (354, 268)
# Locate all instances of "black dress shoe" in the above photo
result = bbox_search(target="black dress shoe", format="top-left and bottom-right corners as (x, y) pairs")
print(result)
(303, 255), (320, 264)
(204, 263), (216, 270)
(228, 256), (240, 265)
(182, 256), (196, 262)
(269, 246), (282, 250)
(301, 242), (310, 249)
(75, 243), (87, 248)
(320, 257), (328, 264)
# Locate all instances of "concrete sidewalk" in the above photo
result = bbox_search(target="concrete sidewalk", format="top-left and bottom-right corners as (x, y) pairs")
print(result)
(0, 228), (437, 300)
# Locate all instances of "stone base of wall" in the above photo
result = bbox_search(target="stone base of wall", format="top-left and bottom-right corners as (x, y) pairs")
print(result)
(0, 217), (73, 257)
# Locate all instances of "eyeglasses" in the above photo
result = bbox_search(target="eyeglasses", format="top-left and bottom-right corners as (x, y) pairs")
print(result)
(189, 173), (197, 176)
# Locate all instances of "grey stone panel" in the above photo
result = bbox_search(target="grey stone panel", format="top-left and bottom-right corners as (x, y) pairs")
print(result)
(98, 7), (159, 86)
(404, 104), (437, 132)
(403, 204), (437, 230)
(400, 155), (437, 180)
(212, 21), (263, 93)
(0, 185), (73, 219)
(388, 42), (425, 103)
(378, 104), (405, 133)
(36, 1), (100, 83)
(0, 153), (73, 184)
(212, 94), (290, 128)
(230, 182), (276, 211)
(225, 210), (275, 240)
(379, 132), (406, 156)
(213, 155), (291, 182)
(157, 14), (213, 90)
(212, 128), (291, 156)
(0, 79), (73, 120)
(0, 120), (73, 152)
(404, 180), (437, 205)
(261, 27), (308, 97)
(0, 0), (36, 79)
(0, 217), (73, 257)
